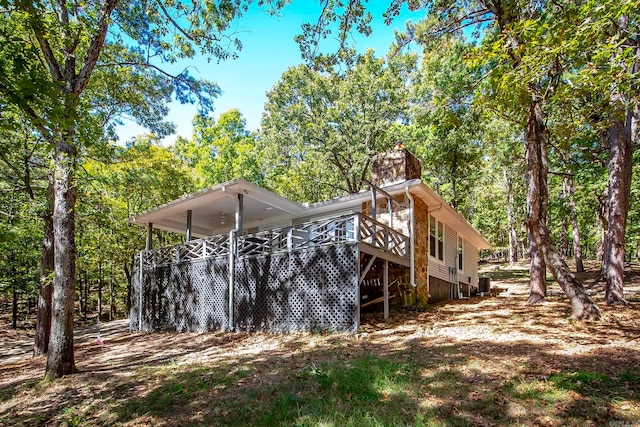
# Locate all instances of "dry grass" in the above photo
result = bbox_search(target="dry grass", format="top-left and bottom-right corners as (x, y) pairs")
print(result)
(1, 261), (639, 426)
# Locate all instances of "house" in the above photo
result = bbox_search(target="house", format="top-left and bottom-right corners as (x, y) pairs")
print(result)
(129, 149), (491, 333)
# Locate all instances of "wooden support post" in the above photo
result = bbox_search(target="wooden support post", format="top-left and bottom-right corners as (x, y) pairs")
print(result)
(186, 210), (193, 242)
(384, 259), (389, 320)
(146, 223), (153, 251)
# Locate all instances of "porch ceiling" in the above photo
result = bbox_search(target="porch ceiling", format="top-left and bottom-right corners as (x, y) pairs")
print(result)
(129, 179), (306, 237)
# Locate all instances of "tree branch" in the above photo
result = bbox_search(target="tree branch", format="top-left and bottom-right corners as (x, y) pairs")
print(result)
(17, 1), (64, 83)
(0, 82), (54, 141)
(75, 0), (119, 94)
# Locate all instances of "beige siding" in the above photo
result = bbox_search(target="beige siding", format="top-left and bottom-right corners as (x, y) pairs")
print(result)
(463, 239), (479, 288)
(428, 223), (480, 292)
(445, 224), (457, 272)
(428, 222), (457, 284)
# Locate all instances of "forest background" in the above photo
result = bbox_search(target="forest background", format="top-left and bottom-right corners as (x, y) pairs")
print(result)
(0, 0), (638, 378)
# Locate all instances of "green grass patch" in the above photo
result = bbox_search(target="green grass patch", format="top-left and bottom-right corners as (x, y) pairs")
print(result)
(549, 370), (615, 396)
(59, 406), (85, 427)
(213, 354), (422, 426)
(619, 370), (640, 385)
(504, 378), (570, 403)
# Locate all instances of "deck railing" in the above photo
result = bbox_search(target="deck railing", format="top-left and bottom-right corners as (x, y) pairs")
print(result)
(141, 213), (409, 266)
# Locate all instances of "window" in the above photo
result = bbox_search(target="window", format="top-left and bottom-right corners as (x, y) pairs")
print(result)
(429, 215), (436, 258)
(437, 222), (444, 262)
(458, 236), (464, 271)
(429, 215), (444, 262)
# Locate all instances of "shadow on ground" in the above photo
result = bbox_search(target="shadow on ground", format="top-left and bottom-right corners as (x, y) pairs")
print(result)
(1, 264), (640, 426)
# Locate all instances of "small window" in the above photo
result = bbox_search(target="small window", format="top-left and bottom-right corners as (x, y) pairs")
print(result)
(429, 215), (445, 262)
(429, 215), (436, 258)
(458, 236), (463, 271)
(437, 222), (444, 262)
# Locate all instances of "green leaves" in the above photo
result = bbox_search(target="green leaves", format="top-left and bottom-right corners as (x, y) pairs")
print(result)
(261, 50), (416, 201)
(173, 110), (262, 189)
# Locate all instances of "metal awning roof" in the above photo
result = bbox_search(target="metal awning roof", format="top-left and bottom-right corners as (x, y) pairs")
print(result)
(129, 179), (306, 238)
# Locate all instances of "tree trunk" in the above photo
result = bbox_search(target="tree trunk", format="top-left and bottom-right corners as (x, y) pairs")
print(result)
(109, 279), (114, 321)
(604, 114), (632, 305)
(604, 15), (637, 304)
(78, 274), (84, 316)
(12, 277), (18, 329)
(109, 261), (114, 321)
(83, 270), (88, 321)
(45, 136), (78, 379)
(597, 190), (609, 279)
(526, 101), (548, 305)
(98, 260), (102, 322)
(528, 230), (547, 304)
(124, 261), (132, 313)
(504, 169), (518, 264)
(525, 100), (600, 319)
(537, 222), (601, 320)
(564, 178), (584, 273)
(34, 192), (54, 356)
(559, 218), (568, 257)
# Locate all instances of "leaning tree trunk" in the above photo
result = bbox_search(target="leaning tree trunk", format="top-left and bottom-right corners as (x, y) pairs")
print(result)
(45, 135), (78, 379)
(537, 222), (601, 320)
(604, 114), (632, 305)
(34, 190), (54, 356)
(525, 100), (600, 319)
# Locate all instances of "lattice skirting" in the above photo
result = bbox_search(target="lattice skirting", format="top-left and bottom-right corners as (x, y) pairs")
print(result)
(131, 243), (358, 333)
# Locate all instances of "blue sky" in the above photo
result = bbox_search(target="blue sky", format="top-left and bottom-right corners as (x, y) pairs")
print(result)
(116, 2), (425, 144)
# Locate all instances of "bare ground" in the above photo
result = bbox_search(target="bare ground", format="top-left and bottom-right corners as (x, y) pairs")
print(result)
(1, 262), (639, 426)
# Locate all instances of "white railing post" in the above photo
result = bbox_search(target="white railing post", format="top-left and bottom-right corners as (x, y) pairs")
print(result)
(354, 214), (360, 243)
